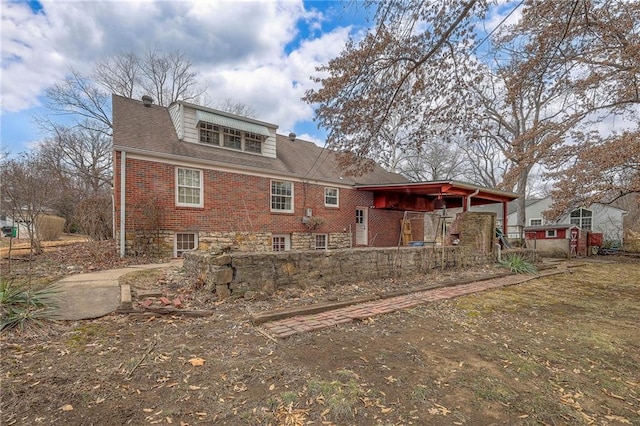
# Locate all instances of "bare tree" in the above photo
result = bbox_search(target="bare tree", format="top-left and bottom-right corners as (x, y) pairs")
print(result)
(0, 154), (55, 273)
(398, 139), (467, 182)
(138, 48), (206, 107)
(305, 0), (639, 230)
(94, 51), (139, 99)
(43, 48), (206, 135)
(44, 68), (113, 135)
(458, 137), (506, 188)
(304, 0), (487, 175)
(38, 123), (112, 195)
(212, 98), (257, 118)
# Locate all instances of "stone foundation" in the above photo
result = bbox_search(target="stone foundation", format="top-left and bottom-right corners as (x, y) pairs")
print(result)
(119, 230), (354, 257)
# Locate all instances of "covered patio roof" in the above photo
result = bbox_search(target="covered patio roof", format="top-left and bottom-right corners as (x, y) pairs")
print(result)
(356, 180), (520, 211)
(356, 181), (520, 234)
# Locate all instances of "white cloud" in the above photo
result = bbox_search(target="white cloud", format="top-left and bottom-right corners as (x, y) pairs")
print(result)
(0, 0), (354, 125)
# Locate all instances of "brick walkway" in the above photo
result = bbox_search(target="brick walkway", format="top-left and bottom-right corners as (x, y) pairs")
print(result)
(261, 270), (562, 338)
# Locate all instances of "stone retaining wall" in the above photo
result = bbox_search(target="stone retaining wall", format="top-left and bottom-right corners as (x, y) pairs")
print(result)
(183, 245), (494, 298)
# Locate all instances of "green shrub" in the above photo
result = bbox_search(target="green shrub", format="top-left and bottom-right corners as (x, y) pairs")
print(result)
(35, 215), (66, 241)
(0, 278), (59, 332)
(500, 253), (537, 274)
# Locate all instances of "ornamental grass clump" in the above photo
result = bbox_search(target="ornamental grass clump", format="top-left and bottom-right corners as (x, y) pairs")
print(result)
(0, 278), (59, 332)
(500, 254), (537, 275)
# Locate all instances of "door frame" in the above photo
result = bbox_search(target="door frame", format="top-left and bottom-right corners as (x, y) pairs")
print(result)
(355, 207), (368, 246)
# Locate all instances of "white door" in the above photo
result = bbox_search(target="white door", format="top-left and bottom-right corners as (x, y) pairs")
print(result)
(355, 207), (368, 245)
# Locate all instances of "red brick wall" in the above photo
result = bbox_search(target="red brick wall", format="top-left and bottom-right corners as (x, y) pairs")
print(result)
(114, 154), (402, 248)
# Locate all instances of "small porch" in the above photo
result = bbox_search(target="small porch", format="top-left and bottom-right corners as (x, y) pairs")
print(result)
(355, 180), (520, 235)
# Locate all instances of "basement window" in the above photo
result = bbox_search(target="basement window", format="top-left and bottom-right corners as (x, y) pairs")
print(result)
(175, 233), (198, 257)
(314, 234), (328, 250)
(272, 234), (291, 251)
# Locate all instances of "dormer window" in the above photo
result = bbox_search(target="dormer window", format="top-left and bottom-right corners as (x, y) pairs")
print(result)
(223, 127), (242, 149)
(199, 122), (220, 145)
(245, 132), (263, 153)
(198, 120), (264, 154)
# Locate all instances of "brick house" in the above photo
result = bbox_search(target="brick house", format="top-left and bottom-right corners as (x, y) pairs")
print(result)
(112, 95), (411, 257)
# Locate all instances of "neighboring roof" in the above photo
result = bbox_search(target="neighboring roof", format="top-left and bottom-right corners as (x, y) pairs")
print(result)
(356, 180), (520, 207)
(524, 224), (579, 231)
(112, 95), (408, 186)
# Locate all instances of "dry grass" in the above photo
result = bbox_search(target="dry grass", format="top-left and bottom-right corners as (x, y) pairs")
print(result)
(1, 259), (639, 425)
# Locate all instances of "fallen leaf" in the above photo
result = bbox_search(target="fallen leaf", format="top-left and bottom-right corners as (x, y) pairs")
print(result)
(380, 407), (392, 414)
(188, 358), (205, 367)
(60, 404), (73, 411)
(188, 385), (201, 390)
(269, 384), (275, 391)
(605, 415), (631, 424)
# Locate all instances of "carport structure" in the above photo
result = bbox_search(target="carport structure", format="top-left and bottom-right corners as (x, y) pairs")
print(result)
(355, 180), (520, 235)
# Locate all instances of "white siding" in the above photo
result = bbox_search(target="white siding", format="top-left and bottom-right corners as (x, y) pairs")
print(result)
(575, 204), (624, 241)
(168, 104), (184, 140)
(182, 107), (199, 143)
(507, 196), (625, 241)
(262, 131), (276, 158)
(180, 106), (277, 158)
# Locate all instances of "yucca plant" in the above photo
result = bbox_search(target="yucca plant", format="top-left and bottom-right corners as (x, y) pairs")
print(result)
(500, 254), (537, 275)
(0, 278), (59, 332)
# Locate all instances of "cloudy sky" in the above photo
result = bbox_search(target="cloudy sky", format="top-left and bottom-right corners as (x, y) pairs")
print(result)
(1, 0), (376, 154)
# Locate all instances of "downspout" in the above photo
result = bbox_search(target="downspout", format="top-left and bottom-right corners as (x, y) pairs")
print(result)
(119, 151), (127, 258)
(502, 202), (508, 236)
(466, 189), (480, 212)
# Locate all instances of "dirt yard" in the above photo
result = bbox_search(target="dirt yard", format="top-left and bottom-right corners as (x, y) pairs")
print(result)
(1, 242), (639, 425)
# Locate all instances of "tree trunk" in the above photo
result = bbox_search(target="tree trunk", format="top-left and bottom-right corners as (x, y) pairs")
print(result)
(515, 169), (529, 240)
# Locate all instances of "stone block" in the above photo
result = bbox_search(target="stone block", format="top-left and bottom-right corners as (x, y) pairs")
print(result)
(216, 284), (231, 300)
(212, 254), (232, 266)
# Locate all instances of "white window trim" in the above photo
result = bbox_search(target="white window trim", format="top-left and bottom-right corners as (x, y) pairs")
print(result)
(529, 218), (543, 226)
(174, 232), (198, 258)
(545, 229), (557, 238)
(272, 234), (291, 251)
(197, 121), (264, 154)
(175, 167), (204, 208)
(314, 233), (328, 250)
(270, 180), (294, 213)
(324, 187), (339, 207)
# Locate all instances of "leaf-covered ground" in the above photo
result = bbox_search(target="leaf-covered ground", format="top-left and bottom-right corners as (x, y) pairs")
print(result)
(1, 248), (639, 425)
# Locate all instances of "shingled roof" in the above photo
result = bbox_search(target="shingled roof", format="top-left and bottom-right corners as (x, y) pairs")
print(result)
(112, 95), (408, 186)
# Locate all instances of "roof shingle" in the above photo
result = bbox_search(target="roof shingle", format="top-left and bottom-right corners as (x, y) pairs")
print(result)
(112, 95), (408, 186)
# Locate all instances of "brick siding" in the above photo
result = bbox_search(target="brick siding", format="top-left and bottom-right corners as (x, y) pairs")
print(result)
(115, 153), (403, 256)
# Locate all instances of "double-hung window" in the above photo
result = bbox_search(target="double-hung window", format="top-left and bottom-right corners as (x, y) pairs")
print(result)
(176, 167), (203, 207)
(529, 218), (543, 226)
(324, 187), (339, 207)
(271, 180), (293, 212)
